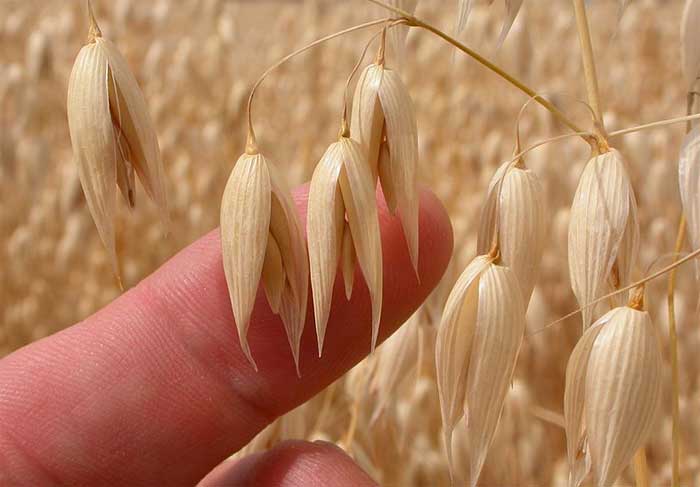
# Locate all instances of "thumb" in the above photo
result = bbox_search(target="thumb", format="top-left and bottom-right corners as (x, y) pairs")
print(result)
(200, 440), (377, 487)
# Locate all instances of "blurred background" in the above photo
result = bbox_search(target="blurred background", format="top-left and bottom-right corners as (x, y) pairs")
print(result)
(1, 0), (697, 484)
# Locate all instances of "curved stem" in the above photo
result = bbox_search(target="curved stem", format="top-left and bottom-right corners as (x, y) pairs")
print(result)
(514, 93), (597, 158)
(510, 131), (593, 164)
(341, 22), (401, 128)
(572, 0), (605, 131)
(668, 215), (685, 487)
(245, 18), (390, 154)
(364, 0), (584, 135)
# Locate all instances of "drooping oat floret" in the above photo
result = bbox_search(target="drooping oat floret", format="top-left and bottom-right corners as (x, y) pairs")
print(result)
(220, 149), (309, 374)
(307, 131), (383, 356)
(564, 304), (662, 487)
(67, 2), (169, 281)
(568, 149), (639, 329)
(436, 253), (526, 486)
(477, 159), (545, 304)
(351, 59), (419, 273)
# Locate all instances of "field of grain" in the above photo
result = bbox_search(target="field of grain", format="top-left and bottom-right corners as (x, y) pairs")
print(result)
(1, 0), (698, 485)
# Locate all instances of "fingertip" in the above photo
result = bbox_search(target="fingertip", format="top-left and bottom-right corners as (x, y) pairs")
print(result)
(200, 440), (377, 487)
(416, 187), (454, 276)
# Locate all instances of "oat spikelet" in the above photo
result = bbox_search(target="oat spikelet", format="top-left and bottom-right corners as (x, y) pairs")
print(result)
(564, 306), (662, 487)
(369, 311), (421, 422)
(456, 0), (524, 47)
(308, 136), (383, 355)
(351, 62), (419, 273)
(456, 0), (474, 35)
(67, 2), (169, 281)
(221, 154), (270, 369)
(221, 152), (309, 373)
(682, 0), (700, 90)
(436, 255), (526, 484)
(567, 149), (639, 329)
(679, 126), (700, 277)
(436, 255), (490, 474)
(477, 160), (545, 304)
(564, 315), (607, 487)
(67, 36), (118, 276)
(268, 161), (310, 372)
(496, 0), (524, 48)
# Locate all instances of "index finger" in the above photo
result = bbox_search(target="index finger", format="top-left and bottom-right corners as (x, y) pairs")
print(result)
(0, 186), (452, 486)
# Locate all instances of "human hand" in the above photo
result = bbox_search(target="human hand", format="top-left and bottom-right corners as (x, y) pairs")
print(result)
(0, 186), (452, 486)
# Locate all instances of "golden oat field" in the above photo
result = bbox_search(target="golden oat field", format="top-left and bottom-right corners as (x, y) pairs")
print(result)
(1, 0), (699, 485)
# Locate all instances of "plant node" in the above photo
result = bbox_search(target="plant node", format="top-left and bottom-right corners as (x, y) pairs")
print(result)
(87, 0), (102, 43)
(245, 130), (259, 155)
(629, 285), (645, 311)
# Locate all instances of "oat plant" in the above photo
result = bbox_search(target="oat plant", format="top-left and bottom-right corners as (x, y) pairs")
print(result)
(54, 0), (700, 485)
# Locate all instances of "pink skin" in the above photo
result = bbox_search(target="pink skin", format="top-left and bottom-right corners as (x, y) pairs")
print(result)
(0, 186), (453, 486)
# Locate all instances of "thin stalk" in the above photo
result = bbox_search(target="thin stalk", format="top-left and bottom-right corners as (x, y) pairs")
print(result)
(610, 112), (700, 137)
(666, 92), (695, 487)
(530, 243), (700, 336)
(341, 23), (397, 126)
(364, 0), (584, 135)
(514, 93), (597, 156)
(668, 215), (685, 487)
(510, 131), (593, 164)
(633, 448), (650, 487)
(87, 0), (101, 42)
(687, 91), (697, 132)
(245, 18), (390, 154)
(572, 0), (605, 131)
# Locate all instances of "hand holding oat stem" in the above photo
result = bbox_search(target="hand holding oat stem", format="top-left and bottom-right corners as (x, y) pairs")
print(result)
(0, 185), (453, 485)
